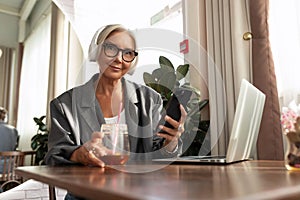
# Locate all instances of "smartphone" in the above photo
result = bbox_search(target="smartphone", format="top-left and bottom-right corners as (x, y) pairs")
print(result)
(158, 88), (192, 133)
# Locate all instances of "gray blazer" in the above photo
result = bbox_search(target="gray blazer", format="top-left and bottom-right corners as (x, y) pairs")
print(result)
(45, 74), (178, 165)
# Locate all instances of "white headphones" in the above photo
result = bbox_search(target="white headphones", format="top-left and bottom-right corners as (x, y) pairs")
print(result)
(88, 26), (106, 62)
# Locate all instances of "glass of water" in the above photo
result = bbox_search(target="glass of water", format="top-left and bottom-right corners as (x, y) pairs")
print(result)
(100, 123), (130, 165)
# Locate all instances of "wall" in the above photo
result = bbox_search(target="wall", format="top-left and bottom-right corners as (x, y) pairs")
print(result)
(0, 0), (51, 48)
(0, 12), (19, 49)
(26, 0), (51, 40)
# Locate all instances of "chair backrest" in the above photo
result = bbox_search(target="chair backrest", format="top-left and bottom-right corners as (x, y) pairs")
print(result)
(0, 151), (25, 182)
(23, 150), (37, 166)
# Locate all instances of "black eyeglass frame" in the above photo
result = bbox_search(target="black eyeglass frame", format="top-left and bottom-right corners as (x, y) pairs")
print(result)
(102, 43), (138, 62)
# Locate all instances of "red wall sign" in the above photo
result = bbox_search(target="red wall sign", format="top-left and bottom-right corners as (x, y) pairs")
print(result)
(180, 39), (189, 54)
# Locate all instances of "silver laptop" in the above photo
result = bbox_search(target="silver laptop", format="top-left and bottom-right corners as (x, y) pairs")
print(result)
(153, 79), (266, 164)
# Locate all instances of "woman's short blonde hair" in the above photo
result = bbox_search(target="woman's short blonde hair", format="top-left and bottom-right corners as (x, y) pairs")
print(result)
(88, 24), (138, 75)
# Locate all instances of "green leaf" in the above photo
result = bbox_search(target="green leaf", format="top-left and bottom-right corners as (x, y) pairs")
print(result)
(34, 134), (48, 143)
(176, 64), (189, 80)
(39, 124), (48, 132)
(143, 72), (156, 86)
(157, 70), (176, 93)
(31, 134), (39, 141)
(33, 117), (41, 125)
(159, 56), (174, 71)
(31, 141), (38, 150)
(156, 84), (172, 98)
(39, 116), (46, 121)
(36, 148), (44, 164)
(152, 68), (166, 80)
(34, 115), (46, 126)
(38, 134), (48, 143)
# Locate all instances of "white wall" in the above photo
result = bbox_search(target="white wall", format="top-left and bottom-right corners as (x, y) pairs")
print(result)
(0, 12), (19, 48)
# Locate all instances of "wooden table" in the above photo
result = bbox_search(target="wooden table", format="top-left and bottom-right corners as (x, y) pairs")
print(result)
(15, 161), (300, 200)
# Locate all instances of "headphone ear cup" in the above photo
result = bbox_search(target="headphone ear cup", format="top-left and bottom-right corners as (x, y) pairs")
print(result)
(88, 26), (106, 62)
(88, 43), (98, 62)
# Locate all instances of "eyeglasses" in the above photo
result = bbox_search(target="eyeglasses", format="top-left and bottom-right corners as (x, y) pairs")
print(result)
(102, 43), (138, 62)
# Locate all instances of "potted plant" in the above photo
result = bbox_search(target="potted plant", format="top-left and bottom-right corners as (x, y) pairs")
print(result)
(31, 115), (49, 165)
(143, 56), (209, 155)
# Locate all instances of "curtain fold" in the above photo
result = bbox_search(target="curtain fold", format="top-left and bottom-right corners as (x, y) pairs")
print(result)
(249, 0), (284, 160)
(47, 3), (68, 121)
(47, 2), (84, 122)
(205, 0), (252, 156)
(0, 46), (13, 110)
(13, 43), (24, 127)
(0, 46), (18, 126)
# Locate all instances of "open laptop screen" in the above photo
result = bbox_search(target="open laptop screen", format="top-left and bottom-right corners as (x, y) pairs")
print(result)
(152, 79), (266, 164)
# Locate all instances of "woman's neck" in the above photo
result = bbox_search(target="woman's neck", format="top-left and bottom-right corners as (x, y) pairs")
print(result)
(95, 76), (124, 118)
(96, 77), (122, 95)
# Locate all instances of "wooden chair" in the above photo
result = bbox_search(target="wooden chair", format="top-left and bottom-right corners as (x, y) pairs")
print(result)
(0, 151), (25, 192)
(23, 150), (37, 166)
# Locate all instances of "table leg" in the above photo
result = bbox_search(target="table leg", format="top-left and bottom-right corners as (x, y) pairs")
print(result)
(49, 185), (56, 200)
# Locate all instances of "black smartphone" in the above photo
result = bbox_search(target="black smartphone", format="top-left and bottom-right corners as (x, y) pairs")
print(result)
(158, 88), (192, 133)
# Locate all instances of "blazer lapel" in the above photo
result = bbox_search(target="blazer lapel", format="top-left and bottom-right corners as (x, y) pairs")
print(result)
(123, 79), (140, 152)
(123, 79), (156, 155)
(75, 74), (102, 142)
(123, 79), (139, 129)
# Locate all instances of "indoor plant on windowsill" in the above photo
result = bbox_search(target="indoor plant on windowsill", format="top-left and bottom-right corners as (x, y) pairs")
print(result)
(31, 115), (49, 165)
(143, 55), (210, 156)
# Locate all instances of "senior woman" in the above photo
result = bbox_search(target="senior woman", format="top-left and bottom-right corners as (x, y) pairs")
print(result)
(44, 24), (186, 168)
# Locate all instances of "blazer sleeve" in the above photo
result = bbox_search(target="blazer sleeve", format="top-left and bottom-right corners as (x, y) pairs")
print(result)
(44, 91), (81, 166)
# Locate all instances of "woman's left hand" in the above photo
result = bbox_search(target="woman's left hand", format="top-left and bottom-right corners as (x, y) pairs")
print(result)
(157, 104), (187, 152)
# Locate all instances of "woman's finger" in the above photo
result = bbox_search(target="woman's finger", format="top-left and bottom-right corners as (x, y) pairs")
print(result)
(86, 151), (105, 167)
(91, 131), (104, 140)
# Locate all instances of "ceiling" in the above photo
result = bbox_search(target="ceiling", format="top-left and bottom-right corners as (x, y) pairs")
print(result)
(0, 0), (36, 20)
(0, 0), (25, 16)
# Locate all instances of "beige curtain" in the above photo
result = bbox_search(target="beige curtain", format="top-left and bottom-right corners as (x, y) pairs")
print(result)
(183, 0), (283, 159)
(249, 0), (283, 160)
(13, 43), (24, 127)
(0, 46), (19, 126)
(47, 2), (84, 121)
(0, 46), (13, 111)
(184, 0), (265, 157)
(205, 0), (252, 155)
(47, 3), (67, 120)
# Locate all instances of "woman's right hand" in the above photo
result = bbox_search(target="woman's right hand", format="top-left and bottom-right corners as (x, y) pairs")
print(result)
(70, 132), (108, 167)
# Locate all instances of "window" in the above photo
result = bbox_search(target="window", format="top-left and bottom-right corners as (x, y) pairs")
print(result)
(53, 0), (183, 84)
(269, 0), (300, 106)
(17, 13), (51, 150)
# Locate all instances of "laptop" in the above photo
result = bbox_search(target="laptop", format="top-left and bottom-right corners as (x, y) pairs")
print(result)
(153, 79), (266, 164)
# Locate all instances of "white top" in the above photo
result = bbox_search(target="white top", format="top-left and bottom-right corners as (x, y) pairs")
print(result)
(104, 109), (126, 124)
